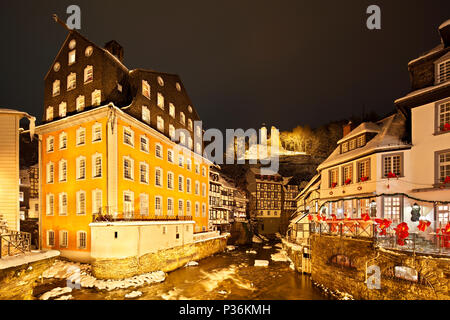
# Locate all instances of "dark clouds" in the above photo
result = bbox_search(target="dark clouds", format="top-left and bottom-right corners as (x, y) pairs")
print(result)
(1, 0), (449, 132)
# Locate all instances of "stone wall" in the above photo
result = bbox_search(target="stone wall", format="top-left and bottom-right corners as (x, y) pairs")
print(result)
(92, 236), (228, 280)
(0, 254), (58, 300)
(310, 234), (450, 300)
(228, 222), (252, 245)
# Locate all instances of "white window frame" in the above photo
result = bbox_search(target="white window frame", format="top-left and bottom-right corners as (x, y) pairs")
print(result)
(92, 123), (102, 143)
(59, 193), (68, 216)
(167, 149), (174, 163)
(76, 127), (86, 146)
(123, 127), (135, 147)
(167, 198), (174, 216)
(92, 153), (103, 179)
(142, 80), (151, 99)
(195, 202), (200, 217)
(157, 92), (164, 109)
(178, 199), (184, 216)
(169, 125), (175, 140)
(140, 193), (149, 216)
(142, 106), (150, 123)
(178, 175), (184, 192)
(186, 200), (191, 216)
(195, 181), (200, 195)
(155, 196), (163, 216)
(59, 132), (67, 150)
(92, 89), (101, 106)
(46, 162), (54, 184)
(202, 203), (207, 217)
(76, 95), (85, 111)
(76, 190), (86, 215)
(155, 143), (163, 159)
(92, 189), (103, 215)
(140, 162), (149, 184)
(47, 136), (54, 153)
(84, 65), (93, 84)
(123, 156), (134, 181)
(76, 156), (86, 180)
(59, 159), (67, 182)
(77, 231), (87, 250)
(140, 135), (149, 153)
(47, 230), (55, 247)
(167, 171), (174, 190)
(60, 230), (68, 248)
(155, 167), (163, 187)
(67, 73), (76, 91)
(46, 194), (54, 216)
(186, 178), (192, 193)
(123, 191), (134, 216)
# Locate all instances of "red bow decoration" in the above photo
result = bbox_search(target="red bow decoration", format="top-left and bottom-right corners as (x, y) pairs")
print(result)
(331, 182), (337, 189)
(316, 215), (322, 222)
(417, 220), (431, 232)
(360, 176), (369, 182)
(444, 176), (450, 184)
(387, 172), (397, 179)
(344, 179), (352, 185)
(362, 213), (371, 222)
(375, 218), (392, 236)
(308, 214), (314, 221)
(443, 123), (450, 132)
(444, 222), (450, 235)
(394, 222), (409, 246)
(331, 214), (337, 221)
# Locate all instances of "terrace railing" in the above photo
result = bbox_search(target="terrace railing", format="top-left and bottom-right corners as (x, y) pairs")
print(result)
(310, 220), (377, 239)
(93, 211), (193, 223)
(0, 230), (31, 258)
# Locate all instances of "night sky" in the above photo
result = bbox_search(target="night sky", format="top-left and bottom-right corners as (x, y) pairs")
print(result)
(1, 0), (449, 133)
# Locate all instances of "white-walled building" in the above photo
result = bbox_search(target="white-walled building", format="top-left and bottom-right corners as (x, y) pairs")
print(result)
(0, 108), (35, 232)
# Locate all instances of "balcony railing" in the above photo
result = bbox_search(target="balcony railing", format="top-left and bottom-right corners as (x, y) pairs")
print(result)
(311, 220), (377, 238)
(93, 211), (193, 223)
(0, 231), (31, 258)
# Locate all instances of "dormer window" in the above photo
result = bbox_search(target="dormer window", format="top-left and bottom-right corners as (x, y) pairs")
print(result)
(438, 100), (450, 133)
(67, 73), (76, 91)
(52, 80), (60, 97)
(437, 59), (450, 84)
(68, 50), (76, 65)
(84, 66), (93, 83)
(356, 135), (366, 147)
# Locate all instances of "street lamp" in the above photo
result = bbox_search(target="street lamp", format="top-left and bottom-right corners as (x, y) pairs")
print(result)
(411, 203), (421, 222)
(370, 200), (377, 217)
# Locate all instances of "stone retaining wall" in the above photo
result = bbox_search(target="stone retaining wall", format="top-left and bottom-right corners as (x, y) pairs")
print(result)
(310, 234), (450, 300)
(92, 236), (228, 280)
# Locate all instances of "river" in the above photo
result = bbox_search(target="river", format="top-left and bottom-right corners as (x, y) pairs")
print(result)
(33, 242), (329, 300)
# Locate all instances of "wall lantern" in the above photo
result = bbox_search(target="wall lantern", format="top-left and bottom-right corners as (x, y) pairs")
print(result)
(411, 203), (421, 222)
(370, 200), (377, 217)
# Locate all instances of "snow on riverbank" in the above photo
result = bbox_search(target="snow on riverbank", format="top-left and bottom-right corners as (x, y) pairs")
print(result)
(40, 260), (166, 295)
(312, 281), (354, 300)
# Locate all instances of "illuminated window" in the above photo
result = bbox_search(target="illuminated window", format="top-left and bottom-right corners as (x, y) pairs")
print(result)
(92, 123), (102, 142)
(84, 65), (93, 83)
(356, 135), (366, 148)
(123, 127), (134, 147)
(47, 230), (55, 246)
(76, 156), (86, 180)
(52, 80), (60, 97)
(438, 101), (450, 133)
(157, 116), (164, 132)
(59, 102), (67, 118)
(76, 95), (85, 111)
(437, 205), (449, 225)
(383, 154), (403, 178)
(383, 196), (402, 224)
(188, 119), (193, 131)
(92, 89), (101, 106)
(77, 231), (87, 249)
(68, 50), (76, 65)
(142, 80), (151, 99)
(176, 82), (182, 92)
(47, 136), (54, 153)
(92, 154), (102, 178)
(180, 131), (186, 145)
(46, 107), (54, 121)
(92, 190), (102, 215)
(188, 137), (193, 150)
(437, 59), (450, 84)
(76, 127), (86, 146)
(67, 73), (76, 91)
(169, 103), (175, 118)
(46, 162), (54, 183)
(357, 159), (371, 182)
(123, 157), (134, 180)
(341, 141), (349, 153)
(60, 231), (68, 248)
(85, 46), (93, 57)
(438, 150), (450, 183)
(196, 142), (202, 154)
(157, 93), (164, 109)
(157, 76), (164, 86)
(59, 193), (68, 216)
(59, 133), (67, 150)
(180, 112), (186, 125)
(69, 39), (76, 50)
(59, 159), (67, 182)
(342, 164), (353, 184)
(76, 191), (86, 215)
(142, 106), (150, 123)
(140, 136), (149, 153)
(155, 143), (163, 159)
(140, 194), (149, 216)
(329, 168), (338, 188)
(169, 125), (175, 140)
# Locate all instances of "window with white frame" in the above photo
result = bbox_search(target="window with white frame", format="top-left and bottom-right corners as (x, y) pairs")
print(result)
(383, 153), (403, 178)
(142, 80), (151, 99)
(437, 205), (449, 226)
(188, 137), (193, 150)
(142, 106), (150, 123)
(438, 101), (450, 132)
(195, 163), (200, 174)
(123, 157), (134, 180)
(383, 196), (402, 224)
(155, 168), (163, 187)
(186, 159), (192, 171)
(157, 93), (164, 109)
(202, 183), (206, 197)
(76, 95), (85, 111)
(76, 190), (86, 215)
(47, 162), (54, 183)
(178, 175), (184, 192)
(168, 172), (174, 189)
(67, 73), (76, 91)
(47, 136), (54, 153)
(195, 181), (200, 195)
(77, 231), (87, 249)
(60, 231), (68, 248)
(123, 191), (134, 216)
(169, 103), (175, 118)
(59, 102), (67, 118)
(46, 107), (54, 121)
(140, 162), (149, 184)
(76, 156), (86, 180)
(202, 166), (206, 177)
(123, 127), (134, 147)
(195, 202), (200, 217)
(180, 131), (186, 145)
(92, 189), (102, 214)
(202, 203), (206, 217)
(169, 125), (175, 140)
(140, 193), (149, 216)
(59, 132), (67, 150)
(68, 50), (76, 65)
(356, 135), (366, 148)
(76, 127), (86, 146)
(180, 112), (186, 125)
(357, 159), (371, 182)
(52, 80), (60, 97)
(155, 196), (162, 215)
(46, 194), (54, 216)
(329, 168), (338, 188)
(342, 164), (353, 184)
(92, 123), (102, 142)
(92, 89), (101, 106)
(438, 150), (450, 183)
(84, 65), (93, 83)
(165, 150), (173, 164)
(155, 143), (163, 159)
(92, 154), (102, 178)
(167, 198), (174, 216)
(437, 59), (450, 84)
(178, 155), (184, 167)
(59, 193), (68, 216)
(186, 200), (191, 216)
(140, 135), (149, 153)
(157, 116), (164, 132)
(59, 159), (67, 182)
(186, 178), (191, 193)
(178, 199), (184, 216)
(47, 230), (55, 247)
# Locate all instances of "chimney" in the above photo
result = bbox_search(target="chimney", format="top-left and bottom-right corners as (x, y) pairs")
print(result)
(439, 19), (450, 47)
(343, 121), (354, 138)
(104, 40), (124, 62)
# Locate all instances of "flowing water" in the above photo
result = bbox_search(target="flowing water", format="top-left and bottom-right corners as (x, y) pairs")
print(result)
(34, 242), (329, 300)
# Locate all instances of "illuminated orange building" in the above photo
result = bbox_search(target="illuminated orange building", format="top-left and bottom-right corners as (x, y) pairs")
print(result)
(36, 29), (210, 262)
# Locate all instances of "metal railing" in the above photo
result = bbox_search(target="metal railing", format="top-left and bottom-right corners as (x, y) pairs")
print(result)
(310, 220), (377, 239)
(0, 231), (31, 258)
(93, 211), (193, 223)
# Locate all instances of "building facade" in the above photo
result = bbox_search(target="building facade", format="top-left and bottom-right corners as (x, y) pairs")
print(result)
(36, 30), (211, 262)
